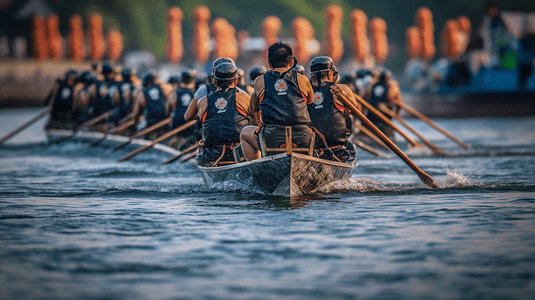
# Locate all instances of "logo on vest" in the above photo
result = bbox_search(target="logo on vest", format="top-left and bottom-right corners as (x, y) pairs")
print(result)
(215, 97), (227, 113)
(373, 85), (385, 97)
(313, 91), (324, 108)
(149, 88), (160, 100)
(274, 79), (288, 95)
(61, 88), (71, 99)
(99, 84), (108, 97)
(181, 93), (192, 107)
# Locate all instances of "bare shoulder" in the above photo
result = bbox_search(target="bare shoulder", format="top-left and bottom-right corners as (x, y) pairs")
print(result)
(253, 74), (265, 96)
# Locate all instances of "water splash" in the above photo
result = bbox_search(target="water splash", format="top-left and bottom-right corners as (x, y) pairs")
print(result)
(438, 169), (471, 188)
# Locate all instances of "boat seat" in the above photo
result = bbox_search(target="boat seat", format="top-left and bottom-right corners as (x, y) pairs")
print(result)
(262, 127), (315, 156)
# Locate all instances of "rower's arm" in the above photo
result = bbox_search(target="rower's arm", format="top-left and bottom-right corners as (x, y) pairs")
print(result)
(184, 97), (199, 121)
(125, 92), (145, 122)
(166, 91), (177, 115)
(297, 73), (315, 105)
(248, 76), (264, 126)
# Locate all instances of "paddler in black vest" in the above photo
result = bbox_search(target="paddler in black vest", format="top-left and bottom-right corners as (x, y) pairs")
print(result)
(365, 68), (401, 139)
(127, 72), (173, 137)
(108, 68), (140, 127)
(236, 68), (247, 92)
(246, 66), (266, 96)
(73, 71), (97, 126)
(354, 69), (375, 100)
(308, 56), (358, 162)
(91, 63), (120, 124)
(166, 69), (198, 147)
(184, 62), (250, 166)
(240, 42), (315, 161)
(44, 70), (81, 130)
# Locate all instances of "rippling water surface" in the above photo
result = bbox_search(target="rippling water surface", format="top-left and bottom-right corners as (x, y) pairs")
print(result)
(1, 108), (535, 299)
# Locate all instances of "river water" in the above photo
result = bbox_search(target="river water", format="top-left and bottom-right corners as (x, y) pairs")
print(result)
(1, 108), (534, 300)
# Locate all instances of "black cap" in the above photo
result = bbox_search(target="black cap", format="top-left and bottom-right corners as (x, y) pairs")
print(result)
(213, 62), (238, 80)
(181, 69), (198, 83)
(355, 69), (373, 78)
(121, 68), (136, 81)
(168, 75), (180, 84)
(65, 70), (78, 80)
(101, 63), (114, 75)
(142, 71), (157, 87)
(249, 66), (266, 81)
(310, 56), (336, 74)
(376, 68), (392, 82)
(212, 58), (235, 74)
(78, 71), (95, 84)
(294, 64), (305, 75)
(339, 73), (355, 85)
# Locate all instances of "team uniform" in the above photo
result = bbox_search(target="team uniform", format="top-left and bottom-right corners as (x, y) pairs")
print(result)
(143, 84), (167, 128)
(46, 80), (76, 130)
(258, 69), (313, 154)
(197, 87), (249, 166)
(171, 86), (196, 138)
(109, 80), (136, 125)
(366, 80), (394, 138)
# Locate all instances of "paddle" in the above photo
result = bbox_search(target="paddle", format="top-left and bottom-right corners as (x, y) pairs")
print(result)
(335, 88), (439, 188)
(52, 109), (114, 144)
(353, 95), (424, 149)
(0, 107), (52, 145)
(89, 119), (136, 147)
(398, 102), (470, 150)
(112, 117), (172, 152)
(354, 122), (390, 151)
(379, 104), (447, 156)
(160, 142), (200, 166)
(180, 150), (198, 163)
(118, 120), (197, 162)
(351, 139), (382, 157)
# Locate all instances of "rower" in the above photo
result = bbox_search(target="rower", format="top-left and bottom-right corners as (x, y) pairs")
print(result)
(354, 69), (375, 100)
(240, 42), (315, 161)
(365, 68), (401, 138)
(127, 72), (173, 135)
(167, 69), (198, 146)
(91, 63), (120, 122)
(246, 66), (266, 95)
(44, 70), (80, 130)
(308, 56), (358, 162)
(184, 62), (250, 166)
(74, 71), (98, 126)
(236, 68), (247, 91)
(109, 68), (140, 126)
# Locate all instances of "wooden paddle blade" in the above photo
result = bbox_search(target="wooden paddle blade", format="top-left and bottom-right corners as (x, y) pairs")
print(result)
(418, 172), (439, 189)
(0, 107), (52, 145)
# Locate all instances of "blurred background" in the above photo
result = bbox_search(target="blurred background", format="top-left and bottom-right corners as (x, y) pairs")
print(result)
(1, 0), (534, 114)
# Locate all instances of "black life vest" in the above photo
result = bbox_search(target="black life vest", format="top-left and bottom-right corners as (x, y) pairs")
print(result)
(52, 80), (74, 119)
(202, 88), (249, 148)
(143, 85), (167, 127)
(172, 87), (195, 128)
(260, 70), (311, 126)
(367, 81), (390, 123)
(308, 82), (350, 146)
(93, 80), (115, 116)
(206, 83), (217, 96)
(117, 81), (135, 119)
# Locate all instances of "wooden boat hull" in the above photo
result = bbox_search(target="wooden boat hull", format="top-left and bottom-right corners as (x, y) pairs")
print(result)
(198, 153), (356, 197)
(45, 129), (180, 158)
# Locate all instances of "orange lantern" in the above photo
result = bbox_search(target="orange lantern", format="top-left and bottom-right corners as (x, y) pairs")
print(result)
(405, 26), (421, 59)
(323, 5), (344, 63)
(211, 18), (238, 60)
(237, 29), (250, 51)
(46, 14), (63, 60)
(441, 19), (462, 60)
(370, 17), (388, 64)
(88, 12), (105, 61)
(261, 16), (282, 66)
(68, 14), (85, 61)
(32, 15), (48, 60)
(193, 5), (211, 64)
(166, 7), (184, 63)
(415, 7), (435, 61)
(291, 17), (315, 64)
(350, 9), (369, 63)
(106, 27), (123, 62)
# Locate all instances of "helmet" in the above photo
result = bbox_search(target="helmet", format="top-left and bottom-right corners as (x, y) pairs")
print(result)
(237, 68), (245, 77)
(213, 62), (238, 81)
(249, 66), (266, 81)
(101, 63), (114, 76)
(121, 68), (136, 81)
(181, 69), (197, 83)
(377, 68), (392, 82)
(212, 58), (235, 74)
(168, 75), (180, 85)
(142, 71), (157, 87)
(339, 73), (355, 85)
(294, 64), (305, 75)
(355, 69), (373, 79)
(310, 56), (337, 74)
(78, 71), (95, 84)
(65, 70), (78, 80)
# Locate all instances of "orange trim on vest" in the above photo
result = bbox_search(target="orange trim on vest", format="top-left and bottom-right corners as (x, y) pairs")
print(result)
(258, 89), (265, 103)
(201, 110), (208, 123)
(333, 98), (345, 114)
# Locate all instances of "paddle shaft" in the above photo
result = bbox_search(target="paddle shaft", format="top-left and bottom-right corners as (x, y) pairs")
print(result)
(89, 119), (136, 147)
(398, 102), (470, 150)
(118, 120), (197, 162)
(113, 117), (172, 151)
(52, 109), (115, 144)
(338, 93), (438, 188)
(160, 143), (200, 166)
(180, 150), (198, 163)
(352, 139), (382, 157)
(379, 104), (446, 156)
(353, 95), (423, 148)
(0, 107), (52, 145)
(354, 122), (390, 151)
